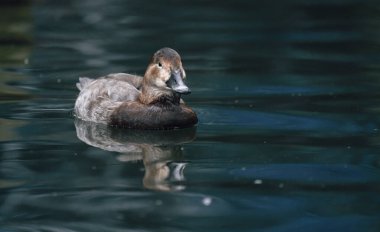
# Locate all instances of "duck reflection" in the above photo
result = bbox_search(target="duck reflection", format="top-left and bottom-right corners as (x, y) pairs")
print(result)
(74, 119), (196, 191)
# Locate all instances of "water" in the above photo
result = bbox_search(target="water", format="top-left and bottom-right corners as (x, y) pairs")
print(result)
(1, 0), (380, 231)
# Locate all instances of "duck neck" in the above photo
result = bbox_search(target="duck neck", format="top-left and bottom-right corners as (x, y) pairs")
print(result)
(139, 85), (180, 106)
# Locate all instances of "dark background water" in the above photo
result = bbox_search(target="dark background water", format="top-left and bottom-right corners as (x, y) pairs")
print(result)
(1, 0), (380, 231)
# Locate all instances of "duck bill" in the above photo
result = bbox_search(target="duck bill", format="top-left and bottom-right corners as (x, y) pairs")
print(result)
(167, 71), (191, 95)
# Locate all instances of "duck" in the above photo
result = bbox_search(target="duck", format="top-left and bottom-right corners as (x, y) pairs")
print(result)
(74, 47), (198, 129)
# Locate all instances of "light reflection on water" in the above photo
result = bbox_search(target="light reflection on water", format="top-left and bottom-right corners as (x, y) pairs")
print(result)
(1, 0), (380, 231)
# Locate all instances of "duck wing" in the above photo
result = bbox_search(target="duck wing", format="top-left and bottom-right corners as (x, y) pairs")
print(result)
(106, 79), (140, 102)
(75, 78), (140, 124)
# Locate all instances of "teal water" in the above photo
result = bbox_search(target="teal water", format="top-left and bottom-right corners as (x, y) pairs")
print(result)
(1, 0), (380, 231)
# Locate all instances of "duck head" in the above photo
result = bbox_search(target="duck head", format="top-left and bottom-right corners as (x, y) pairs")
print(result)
(141, 48), (190, 104)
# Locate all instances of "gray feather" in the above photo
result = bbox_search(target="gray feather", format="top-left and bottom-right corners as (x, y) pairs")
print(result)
(76, 77), (94, 91)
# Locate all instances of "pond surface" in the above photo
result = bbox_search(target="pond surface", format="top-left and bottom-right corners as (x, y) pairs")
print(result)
(1, 0), (380, 231)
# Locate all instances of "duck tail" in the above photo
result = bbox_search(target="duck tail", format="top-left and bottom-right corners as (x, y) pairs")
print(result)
(76, 77), (94, 91)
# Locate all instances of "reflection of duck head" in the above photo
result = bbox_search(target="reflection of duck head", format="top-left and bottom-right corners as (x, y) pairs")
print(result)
(74, 119), (196, 191)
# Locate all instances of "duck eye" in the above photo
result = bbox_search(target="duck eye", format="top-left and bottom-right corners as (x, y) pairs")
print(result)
(158, 62), (162, 68)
